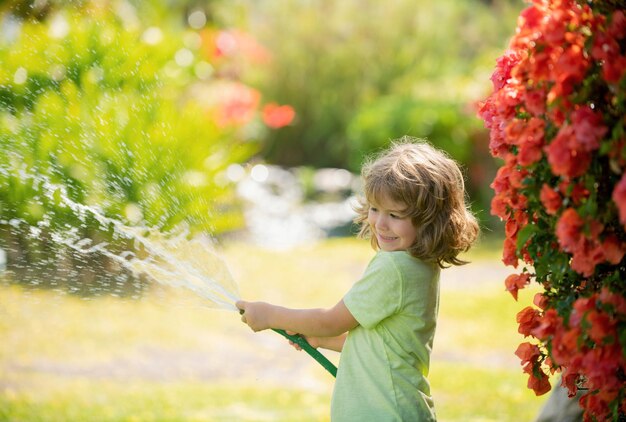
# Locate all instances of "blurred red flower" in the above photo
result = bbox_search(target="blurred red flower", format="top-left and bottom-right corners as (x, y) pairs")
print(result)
(262, 103), (296, 129)
(539, 184), (561, 215)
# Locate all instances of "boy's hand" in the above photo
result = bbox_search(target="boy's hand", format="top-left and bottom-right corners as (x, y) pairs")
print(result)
(286, 331), (320, 350)
(236, 300), (273, 332)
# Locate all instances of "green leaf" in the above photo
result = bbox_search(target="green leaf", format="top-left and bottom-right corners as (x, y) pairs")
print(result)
(516, 223), (538, 251)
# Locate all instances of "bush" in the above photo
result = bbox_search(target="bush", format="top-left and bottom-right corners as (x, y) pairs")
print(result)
(0, 4), (269, 294)
(478, 1), (626, 419)
(219, 0), (522, 171)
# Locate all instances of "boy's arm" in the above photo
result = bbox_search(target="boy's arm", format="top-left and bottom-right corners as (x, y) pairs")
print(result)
(288, 332), (347, 353)
(314, 333), (348, 352)
(236, 299), (358, 338)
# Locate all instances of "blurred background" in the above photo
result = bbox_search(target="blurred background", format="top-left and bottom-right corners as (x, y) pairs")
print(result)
(0, 0), (554, 421)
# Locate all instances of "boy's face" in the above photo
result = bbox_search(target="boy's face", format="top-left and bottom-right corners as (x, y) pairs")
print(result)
(367, 194), (417, 252)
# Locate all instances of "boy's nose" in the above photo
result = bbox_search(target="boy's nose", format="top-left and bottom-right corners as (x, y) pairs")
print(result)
(375, 215), (388, 230)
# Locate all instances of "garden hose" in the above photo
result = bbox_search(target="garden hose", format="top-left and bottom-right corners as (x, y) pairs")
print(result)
(239, 310), (337, 377)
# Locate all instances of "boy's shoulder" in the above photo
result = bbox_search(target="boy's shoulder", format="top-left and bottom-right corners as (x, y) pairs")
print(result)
(374, 250), (434, 275)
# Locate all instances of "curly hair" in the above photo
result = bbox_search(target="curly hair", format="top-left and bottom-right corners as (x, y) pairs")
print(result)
(354, 137), (480, 268)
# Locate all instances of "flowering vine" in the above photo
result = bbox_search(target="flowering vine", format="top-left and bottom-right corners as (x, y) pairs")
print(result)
(478, 0), (626, 420)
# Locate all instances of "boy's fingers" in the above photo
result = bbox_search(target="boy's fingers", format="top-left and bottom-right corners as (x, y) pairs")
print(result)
(235, 300), (246, 313)
(236, 301), (247, 322)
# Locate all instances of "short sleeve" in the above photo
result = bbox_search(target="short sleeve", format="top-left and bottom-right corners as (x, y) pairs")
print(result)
(343, 252), (403, 329)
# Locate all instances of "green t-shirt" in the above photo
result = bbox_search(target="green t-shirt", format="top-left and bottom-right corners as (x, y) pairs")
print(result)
(331, 251), (440, 421)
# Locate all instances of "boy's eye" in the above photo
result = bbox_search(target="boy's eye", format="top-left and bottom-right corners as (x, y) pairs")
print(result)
(369, 207), (378, 213)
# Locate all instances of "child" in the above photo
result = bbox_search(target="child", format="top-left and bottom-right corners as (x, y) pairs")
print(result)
(237, 138), (479, 421)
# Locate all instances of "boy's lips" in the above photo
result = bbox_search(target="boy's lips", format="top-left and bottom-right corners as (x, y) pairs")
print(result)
(377, 233), (398, 242)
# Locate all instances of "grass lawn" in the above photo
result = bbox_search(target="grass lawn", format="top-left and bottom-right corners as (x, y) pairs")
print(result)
(0, 237), (550, 421)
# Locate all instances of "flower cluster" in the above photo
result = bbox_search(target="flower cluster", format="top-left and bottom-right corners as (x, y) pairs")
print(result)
(478, 0), (626, 419)
(198, 29), (295, 130)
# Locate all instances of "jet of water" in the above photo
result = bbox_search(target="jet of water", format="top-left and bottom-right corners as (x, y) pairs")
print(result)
(2, 169), (338, 376)
(2, 169), (240, 311)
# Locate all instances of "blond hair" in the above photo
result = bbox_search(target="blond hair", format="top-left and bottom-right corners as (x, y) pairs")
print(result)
(354, 137), (479, 268)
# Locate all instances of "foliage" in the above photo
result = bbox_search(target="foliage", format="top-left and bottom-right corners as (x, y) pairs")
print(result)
(478, 0), (626, 419)
(216, 0), (522, 172)
(0, 6), (252, 233)
(0, 2), (294, 293)
(209, 0), (525, 231)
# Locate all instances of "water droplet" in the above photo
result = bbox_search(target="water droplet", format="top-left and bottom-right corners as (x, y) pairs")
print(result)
(124, 203), (143, 225)
(175, 48), (194, 68)
(141, 27), (163, 45)
(188, 10), (207, 29)
(250, 164), (269, 182)
(226, 164), (245, 182)
(48, 14), (70, 39)
(13, 67), (27, 85)
(183, 170), (207, 187)
(49, 64), (66, 81)
(183, 32), (202, 50)
(194, 61), (213, 80)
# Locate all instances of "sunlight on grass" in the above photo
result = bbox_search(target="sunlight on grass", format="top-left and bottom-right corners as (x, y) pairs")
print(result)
(432, 362), (547, 422)
(0, 238), (550, 421)
(0, 376), (329, 422)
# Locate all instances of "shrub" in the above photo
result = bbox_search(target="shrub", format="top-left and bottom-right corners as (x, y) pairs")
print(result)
(478, 1), (626, 419)
(0, 4), (282, 294)
(223, 0), (522, 171)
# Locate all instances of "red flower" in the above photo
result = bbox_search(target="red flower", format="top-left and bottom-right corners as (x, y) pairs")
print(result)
(532, 308), (560, 340)
(555, 208), (584, 252)
(490, 50), (521, 91)
(214, 82), (261, 127)
(580, 391), (613, 422)
(608, 10), (626, 39)
(505, 273), (531, 300)
(571, 106), (607, 152)
(527, 367), (552, 396)
(552, 325), (582, 365)
(505, 218), (520, 239)
(490, 194), (509, 220)
(539, 184), (562, 215)
(561, 368), (581, 397)
(546, 125), (592, 177)
(523, 88), (547, 116)
(555, 209), (605, 276)
(612, 173), (626, 227)
(533, 292), (548, 310)
(491, 164), (513, 195)
(262, 103), (296, 129)
(569, 182), (590, 206)
(601, 234), (625, 265)
(570, 242), (604, 277)
(592, 12), (626, 84)
(517, 117), (546, 166)
(599, 287), (626, 315)
(517, 306), (542, 336)
(585, 310), (616, 344)
(512, 4), (548, 52)
(502, 237), (519, 268)
(515, 341), (542, 364)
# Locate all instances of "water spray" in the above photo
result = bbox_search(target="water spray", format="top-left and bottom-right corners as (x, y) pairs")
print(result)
(4, 171), (337, 378)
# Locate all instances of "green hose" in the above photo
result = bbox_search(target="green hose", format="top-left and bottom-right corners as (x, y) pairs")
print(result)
(238, 310), (337, 377)
(271, 328), (337, 377)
